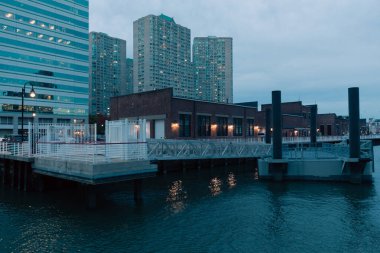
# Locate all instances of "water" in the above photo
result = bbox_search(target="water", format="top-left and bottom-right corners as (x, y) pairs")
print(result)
(1, 149), (380, 252)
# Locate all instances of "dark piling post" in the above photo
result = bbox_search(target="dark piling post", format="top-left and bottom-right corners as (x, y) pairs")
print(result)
(265, 108), (271, 144)
(134, 179), (143, 203)
(272, 91), (282, 159)
(85, 185), (97, 209)
(310, 105), (317, 145)
(349, 87), (360, 159)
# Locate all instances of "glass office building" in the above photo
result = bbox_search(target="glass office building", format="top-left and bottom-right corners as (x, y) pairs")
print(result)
(0, 0), (89, 135)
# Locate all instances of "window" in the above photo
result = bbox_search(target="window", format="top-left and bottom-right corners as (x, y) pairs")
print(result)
(57, 119), (71, 124)
(233, 118), (243, 136)
(216, 117), (228, 136)
(327, 125), (332, 136)
(197, 115), (211, 136)
(0, 117), (12, 125)
(179, 114), (191, 137)
(38, 118), (53, 123)
(246, 119), (255, 136)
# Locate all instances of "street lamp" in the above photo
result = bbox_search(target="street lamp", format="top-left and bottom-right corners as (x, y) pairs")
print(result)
(21, 82), (36, 142)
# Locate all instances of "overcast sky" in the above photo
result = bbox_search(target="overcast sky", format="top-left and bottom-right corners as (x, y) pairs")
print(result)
(89, 0), (380, 118)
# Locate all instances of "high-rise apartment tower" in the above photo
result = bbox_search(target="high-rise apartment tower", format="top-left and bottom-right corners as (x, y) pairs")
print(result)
(193, 36), (233, 103)
(133, 14), (194, 99)
(89, 32), (127, 116)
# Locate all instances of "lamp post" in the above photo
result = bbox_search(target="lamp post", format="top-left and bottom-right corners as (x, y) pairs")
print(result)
(21, 82), (36, 142)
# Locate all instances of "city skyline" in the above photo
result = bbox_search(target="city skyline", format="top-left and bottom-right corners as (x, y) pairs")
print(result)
(90, 0), (380, 118)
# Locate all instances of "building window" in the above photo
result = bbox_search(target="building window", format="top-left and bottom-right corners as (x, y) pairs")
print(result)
(233, 118), (243, 136)
(57, 119), (71, 124)
(179, 114), (191, 137)
(18, 117), (33, 125)
(0, 117), (13, 125)
(327, 125), (332, 136)
(38, 118), (53, 124)
(246, 119), (255, 136)
(197, 115), (211, 137)
(320, 125), (325, 136)
(216, 117), (228, 136)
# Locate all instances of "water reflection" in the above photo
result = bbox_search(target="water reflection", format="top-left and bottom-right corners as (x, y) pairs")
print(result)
(227, 172), (237, 188)
(254, 168), (259, 180)
(166, 180), (187, 213)
(209, 177), (222, 196)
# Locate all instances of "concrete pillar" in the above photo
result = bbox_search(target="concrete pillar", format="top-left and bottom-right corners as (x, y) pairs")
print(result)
(265, 108), (271, 144)
(349, 87), (360, 158)
(310, 105), (317, 145)
(272, 91), (282, 159)
(133, 179), (143, 203)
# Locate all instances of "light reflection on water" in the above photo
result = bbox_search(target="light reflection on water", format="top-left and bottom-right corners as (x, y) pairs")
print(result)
(209, 177), (223, 196)
(166, 180), (187, 213)
(1, 146), (380, 252)
(227, 172), (237, 188)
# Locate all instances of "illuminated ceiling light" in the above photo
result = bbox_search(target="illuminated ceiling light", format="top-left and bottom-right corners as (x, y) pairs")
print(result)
(16, 29), (21, 33)
(29, 19), (36, 24)
(5, 13), (13, 18)
(66, 41), (71, 45)
(40, 23), (46, 28)
(57, 38), (63, 43)
(49, 25), (55, 30)
(26, 31), (32, 36)
(49, 37), (54, 41)
(2, 25), (7, 30)
(37, 34), (43, 38)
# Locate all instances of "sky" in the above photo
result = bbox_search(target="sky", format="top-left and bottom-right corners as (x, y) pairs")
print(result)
(89, 0), (380, 118)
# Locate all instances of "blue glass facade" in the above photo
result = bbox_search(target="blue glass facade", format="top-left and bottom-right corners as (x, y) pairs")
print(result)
(0, 0), (89, 135)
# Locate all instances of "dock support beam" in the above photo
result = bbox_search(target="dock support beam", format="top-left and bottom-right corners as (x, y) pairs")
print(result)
(268, 90), (287, 181)
(310, 105), (317, 145)
(134, 179), (143, 203)
(349, 87), (360, 159)
(85, 185), (97, 209)
(265, 108), (271, 144)
(345, 87), (368, 184)
(272, 90), (282, 159)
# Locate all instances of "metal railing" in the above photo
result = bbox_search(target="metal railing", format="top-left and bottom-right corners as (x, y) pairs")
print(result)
(282, 140), (373, 160)
(147, 139), (272, 160)
(0, 136), (376, 162)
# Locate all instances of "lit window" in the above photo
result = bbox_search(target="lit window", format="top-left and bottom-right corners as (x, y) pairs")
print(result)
(66, 41), (71, 45)
(5, 13), (13, 18)
(26, 31), (32, 36)
(2, 25), (7, 30)
(29, 20), (36, 24)
(38, 34), (43, 38)
(57, 39), (62, 43)
(49, 25), (55, 30)
(49, 37), (54, 41)
(40, 23), (46, 28)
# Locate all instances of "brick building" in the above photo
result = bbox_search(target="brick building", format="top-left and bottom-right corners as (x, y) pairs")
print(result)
(110, 88), (365, 139)
(258, 101), (314, 137)
(110, 88), (258, 139)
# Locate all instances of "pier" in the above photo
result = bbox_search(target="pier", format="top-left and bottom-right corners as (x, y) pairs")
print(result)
(0, 88), (378, 208)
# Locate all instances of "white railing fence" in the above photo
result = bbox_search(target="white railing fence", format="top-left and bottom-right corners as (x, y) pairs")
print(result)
(33, 142), (148, 163)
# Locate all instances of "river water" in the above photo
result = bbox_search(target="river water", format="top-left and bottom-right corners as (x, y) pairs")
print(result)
(1, 148), (380, 252)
